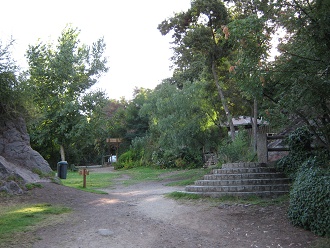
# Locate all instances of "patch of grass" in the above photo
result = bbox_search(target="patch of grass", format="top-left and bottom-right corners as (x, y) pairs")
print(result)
(32, 168), (55, 178)
(310, 238), (330, 248)
(61, 171), (120, 193)
(25, 183), (43, 190)
(118, 167), (173, 186)
(166, 191), (290, 206)
(166, 191), (204, 200)
(0, 203), (71, 246)
(164, 168), (210, 186)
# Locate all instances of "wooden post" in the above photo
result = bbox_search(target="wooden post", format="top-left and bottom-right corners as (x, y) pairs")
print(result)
(257, 133), (268, 163)
(79, 169), (89, 188)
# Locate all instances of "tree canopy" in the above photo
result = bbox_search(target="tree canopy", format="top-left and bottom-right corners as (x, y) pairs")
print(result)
(0, 39), (23, 118)
(25, 26), (109, 164)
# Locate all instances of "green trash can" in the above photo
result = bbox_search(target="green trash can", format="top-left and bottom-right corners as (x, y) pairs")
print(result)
(57, 161), (68, 179)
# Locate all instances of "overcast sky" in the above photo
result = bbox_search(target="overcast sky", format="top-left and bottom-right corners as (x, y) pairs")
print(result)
(0, 0), (191, 99)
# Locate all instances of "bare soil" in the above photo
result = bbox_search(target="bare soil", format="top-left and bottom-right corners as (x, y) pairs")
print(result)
(0, 167), (322, 248)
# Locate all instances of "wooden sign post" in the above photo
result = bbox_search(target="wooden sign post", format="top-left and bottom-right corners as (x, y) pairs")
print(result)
(79, 168), (89, 188)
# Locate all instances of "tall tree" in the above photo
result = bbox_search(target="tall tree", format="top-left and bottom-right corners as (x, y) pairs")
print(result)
(158, 0), (236, 140)
(138, 79), (223, 166)
(26, 25), (108, 161)
(266, 0), (330, 151)
(228, 14), (272, 151)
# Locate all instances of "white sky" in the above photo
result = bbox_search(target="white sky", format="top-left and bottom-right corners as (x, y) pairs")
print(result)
(0, 0), (191, 100)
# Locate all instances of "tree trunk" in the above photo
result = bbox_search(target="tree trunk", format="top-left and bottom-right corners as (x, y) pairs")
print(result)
(252, 98), (258, 152)
(60, 145), (66, 161)
(211, 61), (235, 141)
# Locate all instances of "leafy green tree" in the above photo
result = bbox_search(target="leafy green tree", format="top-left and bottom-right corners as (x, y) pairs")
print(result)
(25, 25), (108, 163)
(103, 98), (127, 139)
(158, 0), (236, 140)
(0, 39), (22, 117)
(266, 0), (330, 151)
(124, 88), (151, 142)
(228, 14), (272, 150)
(137, 79), (224, 167)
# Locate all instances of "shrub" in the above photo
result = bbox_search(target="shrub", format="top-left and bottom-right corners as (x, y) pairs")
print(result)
(117, 150), (141, 169)
(150, 147), (202, 169)
(288, 157), (330, 237)
(218, 129), (255, 164)
(276, 127), (313, 179)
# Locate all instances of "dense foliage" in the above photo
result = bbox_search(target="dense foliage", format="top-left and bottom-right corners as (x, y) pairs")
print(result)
(0, 40), (23, 118)
(218, 129), (255, 164)
(276, 127), (313, 178)
(288, 157), (330, 237)
(24, 26), (109, 167)
(276, 127), (330, 237)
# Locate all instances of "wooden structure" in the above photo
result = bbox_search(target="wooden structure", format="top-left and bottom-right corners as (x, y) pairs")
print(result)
(257, 133), (289, 163)
(103, 138), (122, 166)
(79, 168), (89, 188)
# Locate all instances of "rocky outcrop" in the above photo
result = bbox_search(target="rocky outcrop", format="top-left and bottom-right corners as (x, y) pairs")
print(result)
(0, 116), (52, 194)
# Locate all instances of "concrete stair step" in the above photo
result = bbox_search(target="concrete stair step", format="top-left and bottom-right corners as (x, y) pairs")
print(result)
(185, 184), (291, 193)
(194, 178), (291, 186)
(221, 162), (268, 169)
(212, 167), (277, 174)
(184, 191), (290, 198)
(204, 173), (285, 180)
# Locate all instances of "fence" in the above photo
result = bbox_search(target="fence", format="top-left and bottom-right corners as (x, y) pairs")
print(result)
(257, 133), (289, 163)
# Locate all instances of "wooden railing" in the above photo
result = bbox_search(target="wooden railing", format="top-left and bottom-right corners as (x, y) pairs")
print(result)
(267, 135), (289, 152)
(257, 133), (289, 163)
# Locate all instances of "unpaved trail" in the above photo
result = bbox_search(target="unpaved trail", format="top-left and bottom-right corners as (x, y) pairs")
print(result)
(1, 167), (320, 248)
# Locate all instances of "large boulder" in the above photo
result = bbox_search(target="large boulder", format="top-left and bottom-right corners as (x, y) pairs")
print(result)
(0, 116), (52, 194)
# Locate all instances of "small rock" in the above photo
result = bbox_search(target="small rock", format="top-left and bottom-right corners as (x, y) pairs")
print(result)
(98, 229), (114, 236)
(218, 203), (231, 209)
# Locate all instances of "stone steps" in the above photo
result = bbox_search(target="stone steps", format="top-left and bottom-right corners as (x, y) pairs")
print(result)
(186, 184), (290, 192)
(184, 191), (290, 197)
(212, 167), (277, 174)
(203, 173), (284, 180)
(185, 162), (291, 198)
(221, 162), (267, 168)
(194, 178), (291, 186)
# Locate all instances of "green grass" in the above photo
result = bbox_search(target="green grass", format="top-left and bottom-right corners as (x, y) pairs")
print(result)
(25, 183), (43, 190)
(118, 167), (174, 186)
(166, 191), (290, 206)
(0, 203), (71, 245)
(116, 167), (209, 186)
(165, 191), (204, 200)
(61, 167), (209, 192)
(311, 238), (330, 248)
(61, 171), (120, 193)
(163, 168), (211, 186)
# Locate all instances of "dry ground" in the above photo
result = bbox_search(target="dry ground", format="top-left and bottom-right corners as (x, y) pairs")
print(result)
(0, 167), (324, 248)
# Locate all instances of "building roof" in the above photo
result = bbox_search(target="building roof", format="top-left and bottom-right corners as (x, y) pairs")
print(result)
(229, 116), (268, 127)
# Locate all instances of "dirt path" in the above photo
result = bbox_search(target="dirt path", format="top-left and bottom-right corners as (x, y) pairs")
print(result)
(1, 168), (321, 248)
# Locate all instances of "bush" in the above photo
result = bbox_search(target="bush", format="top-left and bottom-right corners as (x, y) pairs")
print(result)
(288, 157), (330, 237)
(276, 127), (313, 179)
(218, 129), (255, 164)
(117, 150), (142, 169)
(151, 147), (202, 169)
